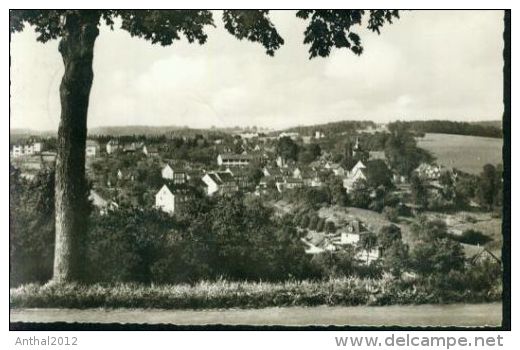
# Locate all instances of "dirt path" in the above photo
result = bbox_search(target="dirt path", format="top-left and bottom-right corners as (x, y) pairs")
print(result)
(10, 303), (501, 326)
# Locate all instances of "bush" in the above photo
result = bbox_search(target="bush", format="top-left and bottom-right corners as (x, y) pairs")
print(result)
(308, 215), (319, 230)
(10, 168), (56, 287)
(325, 221), (336, 233)
(455, 229), (493, 245)
(316, 217), (326, 232)
(382, 206), (399, 222)
(300, 215), (310, 229)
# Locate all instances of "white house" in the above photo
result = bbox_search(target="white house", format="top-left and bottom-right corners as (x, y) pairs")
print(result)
(12, 145), (23, 158)
(89, 190), (118, 215)
(340, 232), (361, 245)
(161, 164), (174, 180)
(161, 165), (188, 185)
(325, 162), (346, 177)
(32, 142), (43, 153)
(278, 132), (299, 140)
(343, 161), (368, 192)
(240, 132), (259, 140)
(86, 140), (100, 157)
(314, 130), (325, 139)
(348, 160), (366, 176)
(201, 171), (238, 196)
(23, 144), (34, 155)
(106, 140), (120, 154)
(292, 167), (302, 179)
(275, 177), (304, 193)
(143, 145), (159, 157)
(217, 153), (252, 167)
(155, 184), (177, 214)
(276, 155), (290, 168)
(414, 163), (442, 180)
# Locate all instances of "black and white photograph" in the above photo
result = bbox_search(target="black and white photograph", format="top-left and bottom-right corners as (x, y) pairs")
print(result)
(8, 8), (510, 333)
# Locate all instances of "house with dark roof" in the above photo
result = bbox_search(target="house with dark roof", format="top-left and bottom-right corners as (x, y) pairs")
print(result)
(123, 143), (138, 153)
(161, 164), (188, 185)
(226, 167), (254, 189)
(275, 177), (304, 193)
(143, 145), (159, 157)
(201, 171), (238, 196)
(155, 184), (190, 214)
(106, 140), (120, 154)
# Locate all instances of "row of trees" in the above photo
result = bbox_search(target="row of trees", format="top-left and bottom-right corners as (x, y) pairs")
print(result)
(403, 120), (502, 139)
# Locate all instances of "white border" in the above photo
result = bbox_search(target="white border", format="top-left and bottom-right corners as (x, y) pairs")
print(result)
(3, 1), (516, 349)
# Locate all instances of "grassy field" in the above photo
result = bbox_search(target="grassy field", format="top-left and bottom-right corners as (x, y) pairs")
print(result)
(422, 210), (503, 257)
(417, 133), (503, 174)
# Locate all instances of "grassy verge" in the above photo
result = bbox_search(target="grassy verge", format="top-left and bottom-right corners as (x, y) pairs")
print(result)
(10, 277), (501, 309)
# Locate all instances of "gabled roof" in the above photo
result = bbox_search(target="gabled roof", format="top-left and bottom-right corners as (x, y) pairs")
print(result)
(264, 166), (283, 177)
(328, 163), (344, 170)
(158, 183), (190, 195)
(204, 171), (236, 185)
(462, 243), (501, 263)
(216, 171), (235, 183)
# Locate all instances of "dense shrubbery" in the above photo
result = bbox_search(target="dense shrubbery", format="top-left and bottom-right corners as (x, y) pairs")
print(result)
(284, 187), (331, 210)
(10, 166), (55, 286)
(84, 194), (319, 284)
(453, 229), (493, 245)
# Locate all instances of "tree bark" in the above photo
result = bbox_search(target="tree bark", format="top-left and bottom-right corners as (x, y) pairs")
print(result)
(53, 15), (99, 282)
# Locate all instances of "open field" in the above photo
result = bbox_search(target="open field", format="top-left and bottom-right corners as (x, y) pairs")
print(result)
(10, 303), (502, 326)
(422, 211), (503, 257)
(417, 133), (503, 174)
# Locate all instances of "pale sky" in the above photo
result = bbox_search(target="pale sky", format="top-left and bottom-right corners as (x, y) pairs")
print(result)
(10, 10), (504, 131)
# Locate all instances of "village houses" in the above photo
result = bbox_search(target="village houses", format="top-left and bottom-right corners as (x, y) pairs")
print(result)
(10, 141), (44, 158)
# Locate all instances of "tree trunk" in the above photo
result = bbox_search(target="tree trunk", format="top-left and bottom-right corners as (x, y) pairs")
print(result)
(53, 16), (99, 282)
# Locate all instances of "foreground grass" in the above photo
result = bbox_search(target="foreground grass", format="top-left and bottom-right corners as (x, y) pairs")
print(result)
(10, 277), (501, 309)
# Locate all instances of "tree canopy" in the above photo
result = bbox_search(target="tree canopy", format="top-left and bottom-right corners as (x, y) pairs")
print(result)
(11, 10), (400, 58)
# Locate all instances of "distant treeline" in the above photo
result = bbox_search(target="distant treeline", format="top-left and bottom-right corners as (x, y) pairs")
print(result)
(403, 120), (503, 138)
(283, 120), (377, 136)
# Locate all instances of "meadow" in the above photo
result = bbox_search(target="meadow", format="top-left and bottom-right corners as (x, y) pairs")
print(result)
(417, 133), (503, 174)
